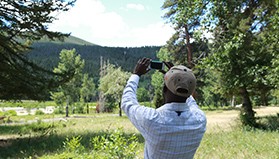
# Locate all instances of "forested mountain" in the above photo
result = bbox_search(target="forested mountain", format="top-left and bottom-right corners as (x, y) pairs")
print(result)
(35, 35), (97, 46)
(27, 36), (161, 80)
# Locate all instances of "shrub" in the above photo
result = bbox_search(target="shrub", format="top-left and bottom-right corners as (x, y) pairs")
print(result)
(54, 107), (64, 114)
(55, 128), (139, 159)
(35, 110), (45, 115)
(0, 111), (4, 117)
(92, 127), (139, 159)
(4, 110), (17, 116)
(64, 136), (85, 154)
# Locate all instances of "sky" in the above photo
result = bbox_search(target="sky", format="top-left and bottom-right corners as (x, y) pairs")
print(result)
(49, 0), (175, 47)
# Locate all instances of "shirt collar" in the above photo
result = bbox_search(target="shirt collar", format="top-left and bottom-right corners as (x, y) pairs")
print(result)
(156, 102), (189, 112)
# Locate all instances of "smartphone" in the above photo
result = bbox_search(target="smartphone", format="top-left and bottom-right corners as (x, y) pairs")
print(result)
(150, 61), (164, 70)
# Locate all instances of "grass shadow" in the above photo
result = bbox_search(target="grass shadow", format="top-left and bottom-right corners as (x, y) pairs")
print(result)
(0, 126), (144, 159)
(0, 124), (26, 135)
(256, 113), (279, 131)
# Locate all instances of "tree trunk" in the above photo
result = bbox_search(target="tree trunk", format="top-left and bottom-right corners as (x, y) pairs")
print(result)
(119, 102), (122, 117)
(240, 87), (256, 127)
(86, 103), (89, 114)
(66, 103), (69, 117)
(231, 95), (235, 107)
(184, 25), (193, 68)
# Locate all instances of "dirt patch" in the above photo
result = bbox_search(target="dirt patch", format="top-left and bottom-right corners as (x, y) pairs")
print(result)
(205, 107), (279, 133)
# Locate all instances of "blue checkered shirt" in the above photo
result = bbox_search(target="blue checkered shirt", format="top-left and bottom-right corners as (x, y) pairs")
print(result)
(121, 74), (206, 159)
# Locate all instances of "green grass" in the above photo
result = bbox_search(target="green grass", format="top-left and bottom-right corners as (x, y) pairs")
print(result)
(196, 127), (279, 159)
(0, 100), (56, 108)
(0, 112), (278, 159)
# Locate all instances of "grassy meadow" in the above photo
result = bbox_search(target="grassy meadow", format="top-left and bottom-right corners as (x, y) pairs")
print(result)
(0, 107), (279, 159)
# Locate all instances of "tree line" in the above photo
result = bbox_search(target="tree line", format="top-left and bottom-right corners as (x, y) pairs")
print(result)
(1, 0), (278, 128)
(27, 42), (160, 79)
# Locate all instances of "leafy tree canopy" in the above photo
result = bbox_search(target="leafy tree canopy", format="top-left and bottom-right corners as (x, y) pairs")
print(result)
(99, 62), (130, 111)
(160, 0), (279, 126)
(0, 0), (75, 100)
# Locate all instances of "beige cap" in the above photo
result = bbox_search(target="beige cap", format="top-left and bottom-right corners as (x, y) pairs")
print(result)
(164, 65), (196, 97)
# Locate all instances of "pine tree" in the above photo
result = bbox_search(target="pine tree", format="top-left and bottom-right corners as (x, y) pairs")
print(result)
(0, 0), (75, 100)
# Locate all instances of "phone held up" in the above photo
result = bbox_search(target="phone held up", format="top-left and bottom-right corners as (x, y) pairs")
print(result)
(149, 60), (164, 70)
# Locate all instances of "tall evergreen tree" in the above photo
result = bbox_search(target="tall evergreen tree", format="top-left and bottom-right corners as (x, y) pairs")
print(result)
(162, 0), (208, 68)
(202, 0), (279, 126)
(51, 49), (84, 117)
(0, 0), (75, 100)
(161, 0), (278, 127)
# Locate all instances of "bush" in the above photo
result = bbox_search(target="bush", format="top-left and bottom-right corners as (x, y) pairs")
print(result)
(75, 103), (85, 114)
(92, 128), (139, 159)
(35, 110), (45, 115)
(4, 110), (17, 116)
(0, 111), (4, 117)
(47, 128), (140, 159)
(54, 107), (64, 114)
(64, 136), (85, 154)
(257, 114), (279, 131)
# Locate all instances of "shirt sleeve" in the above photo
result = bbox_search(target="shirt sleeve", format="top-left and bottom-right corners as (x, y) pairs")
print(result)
(121, 74), (158, 134)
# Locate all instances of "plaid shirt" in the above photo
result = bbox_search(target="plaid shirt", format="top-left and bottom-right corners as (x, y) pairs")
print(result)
(121, 74), (207, 159)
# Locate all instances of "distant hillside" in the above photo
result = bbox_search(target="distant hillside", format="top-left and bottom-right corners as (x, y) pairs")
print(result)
(36, 35), (97, 46)
(27, 39), (161, 81)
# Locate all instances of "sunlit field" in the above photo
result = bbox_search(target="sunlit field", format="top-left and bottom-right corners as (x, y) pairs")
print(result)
(0, 107), (278, 159)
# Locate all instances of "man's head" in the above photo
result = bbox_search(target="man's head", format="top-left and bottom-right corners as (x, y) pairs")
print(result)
(163, 65), (196, 102)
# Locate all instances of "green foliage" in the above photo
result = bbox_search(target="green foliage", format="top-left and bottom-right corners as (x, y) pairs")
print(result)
(92, 128), (139, 159)
(35, 110), (45, 115)
(4, 110), (17, 116)
(151, 71), (164, 108)
(257, 114), (279, 131)
(50, 92), (66, 111)
(74, 102), (85, 114)
(0, 0), (75, 100)
(51, 49), (88, 115)
(99, 62), (130, 112)
(63, 136), (85, 154)
(53, 107), (64, 114)
(80, 74), (96, 102)
(45, 128), (139, 159)
(136, 87), (150, 102)
(162, 0), (209, 67)
(162, 0), (279, 126)
(0, 111), (4, 117)
(268, 53), (279, 89)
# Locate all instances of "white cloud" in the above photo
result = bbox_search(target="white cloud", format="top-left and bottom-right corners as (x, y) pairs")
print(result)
(49, 0), (174, 47)
(128, 22), (174, 46)
(50, 0), (127, 42)
(126, 3), (145, 11)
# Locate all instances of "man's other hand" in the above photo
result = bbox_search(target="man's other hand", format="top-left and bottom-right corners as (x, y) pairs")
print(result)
(159, 61), (174, 74)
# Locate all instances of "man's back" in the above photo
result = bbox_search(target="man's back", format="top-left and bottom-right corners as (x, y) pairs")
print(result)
(121, 58), (207, 159)
(121, 74), (206, 159)
(143, 101), (206, 159)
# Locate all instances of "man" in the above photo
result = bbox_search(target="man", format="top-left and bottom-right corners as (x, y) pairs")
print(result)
(121, 57), (206, 159)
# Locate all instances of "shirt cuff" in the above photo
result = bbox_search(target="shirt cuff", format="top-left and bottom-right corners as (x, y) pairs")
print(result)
(128, 74), (140, 84)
